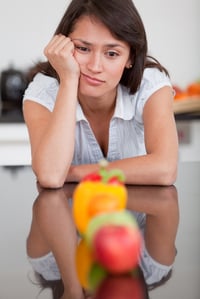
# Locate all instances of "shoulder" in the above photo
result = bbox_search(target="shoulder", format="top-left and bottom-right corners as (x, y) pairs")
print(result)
(121, 68), (172, 100)
(136, 68), (172, 114)
(118, 68), (172, 123)
(140, 68), (172, 99)
(27, 72), (58, 90)
(23, 73), (59, 111)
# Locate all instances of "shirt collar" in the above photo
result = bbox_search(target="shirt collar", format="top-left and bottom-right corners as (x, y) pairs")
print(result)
(76, 102), (87, 122)
(113, 85), (135, 120)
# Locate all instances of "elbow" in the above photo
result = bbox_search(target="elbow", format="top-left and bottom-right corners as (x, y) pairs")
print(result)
(33, 166), (66, 189)
(157, 162), (178, 186)
(37, 175), (65, 189)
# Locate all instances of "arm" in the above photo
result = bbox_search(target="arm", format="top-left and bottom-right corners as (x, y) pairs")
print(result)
(126, 185), (179, 266)
(23, 35), (80, 188)
(27, 187), (84, 299)
(67, 86), (179, 185)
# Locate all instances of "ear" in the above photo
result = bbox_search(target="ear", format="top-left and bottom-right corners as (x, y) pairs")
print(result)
(126, 64), (133, 69)
(125, 59), (133, 69)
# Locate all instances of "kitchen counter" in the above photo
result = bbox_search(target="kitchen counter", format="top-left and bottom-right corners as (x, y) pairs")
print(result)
(175, 113), (200, 120)
(173, 97), (200, 119)
(0, 123), (31, 165)
(0, 106), (31, 165)
(0, 109), (24, 123)
(0, 161), (199, 298)
(0, 107), (199, 166)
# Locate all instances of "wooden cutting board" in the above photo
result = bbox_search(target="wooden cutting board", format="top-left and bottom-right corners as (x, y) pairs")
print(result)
(173, 96), (200, 114)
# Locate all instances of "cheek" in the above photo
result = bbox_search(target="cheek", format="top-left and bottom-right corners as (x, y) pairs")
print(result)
(108, 63), (126, 79)
(73, 52), (87, 66)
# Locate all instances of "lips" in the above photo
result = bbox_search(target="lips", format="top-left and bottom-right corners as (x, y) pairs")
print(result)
(81, 73), (105, 85)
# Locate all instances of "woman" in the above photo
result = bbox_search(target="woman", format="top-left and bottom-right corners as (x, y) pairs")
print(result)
(23, 0), (178, 188)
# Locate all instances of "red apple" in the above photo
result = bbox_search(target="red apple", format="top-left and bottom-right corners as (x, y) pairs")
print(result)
(92, 225), (142, 274)
(85, 210), (138, 246)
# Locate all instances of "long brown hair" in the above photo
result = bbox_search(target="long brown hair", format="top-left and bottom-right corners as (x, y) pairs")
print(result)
(31, 272), (64, 299)
(30, 267), (173, 298)
(29, 0), (169, 94)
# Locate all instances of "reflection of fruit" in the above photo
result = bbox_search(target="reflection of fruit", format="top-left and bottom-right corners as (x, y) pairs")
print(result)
(85, 210), (138, 246)
(75, 239), (93, 289)
(94, 273), (145, 299)
(88, 263), (107, 291)
(73, 182), (127, 235)
(75, 239), (108, 290)
(92, 225), (142, 274)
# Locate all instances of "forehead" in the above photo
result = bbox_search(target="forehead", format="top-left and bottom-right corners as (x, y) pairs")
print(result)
(70, 15), (128, 47)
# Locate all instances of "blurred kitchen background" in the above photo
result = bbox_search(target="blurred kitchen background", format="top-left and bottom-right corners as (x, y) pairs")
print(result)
(0, 2), (199, 299)
(0, 0), (200, 166)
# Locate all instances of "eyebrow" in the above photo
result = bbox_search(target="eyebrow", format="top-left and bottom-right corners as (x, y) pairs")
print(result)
(72, 38), (126, 48)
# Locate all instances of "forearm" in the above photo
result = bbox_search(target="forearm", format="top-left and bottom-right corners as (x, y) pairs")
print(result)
(30, 188), (83, 298)
(108, 154), (178, 185)
(144, 189), (179, 265)
(126, 185), (178, 214)
(127, 185), (179, 265)
(32, 79), (78, 188)
(66, 153), (178, 185)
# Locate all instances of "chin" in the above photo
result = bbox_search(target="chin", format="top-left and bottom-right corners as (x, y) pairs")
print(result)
(79, 82), (117, 101)
(79, 86), (105, 99)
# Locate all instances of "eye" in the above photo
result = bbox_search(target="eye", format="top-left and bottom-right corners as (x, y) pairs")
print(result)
(106, 51), (119, 58)
(75, 46), (90, 53)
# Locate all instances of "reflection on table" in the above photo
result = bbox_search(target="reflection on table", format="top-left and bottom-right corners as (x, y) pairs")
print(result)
(26, 183), (179, 299)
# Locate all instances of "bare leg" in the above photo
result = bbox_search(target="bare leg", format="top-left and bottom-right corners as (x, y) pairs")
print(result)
(27, 187), (84, 299)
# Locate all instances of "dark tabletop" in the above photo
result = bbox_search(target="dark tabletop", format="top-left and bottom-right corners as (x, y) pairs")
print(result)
(0, 161), (200, 299)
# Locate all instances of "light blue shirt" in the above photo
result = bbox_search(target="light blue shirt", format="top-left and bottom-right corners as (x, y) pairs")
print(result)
(23, 68), (172, 165)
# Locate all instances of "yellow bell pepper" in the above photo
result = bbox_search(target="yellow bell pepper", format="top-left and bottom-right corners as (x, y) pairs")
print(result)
(73, 170), (127, 235)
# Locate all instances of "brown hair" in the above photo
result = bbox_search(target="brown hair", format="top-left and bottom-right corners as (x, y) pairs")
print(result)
(31, 272), (64, 299)
(30, 267), (173, 298)
(30, 0), (169, 94)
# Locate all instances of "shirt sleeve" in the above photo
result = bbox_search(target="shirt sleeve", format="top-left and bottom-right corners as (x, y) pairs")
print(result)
(22, 73), (59, 112)
(134, 68), (172, 124)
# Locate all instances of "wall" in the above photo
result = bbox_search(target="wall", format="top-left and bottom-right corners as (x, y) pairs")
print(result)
(0, 0), (199, 87)
(133, 0), (200, 88)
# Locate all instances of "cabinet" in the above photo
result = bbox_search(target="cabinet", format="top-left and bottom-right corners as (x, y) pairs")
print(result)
(0, 120), (199, 166)
(176, 119), (200, 162)
(0, 123), (31, 165)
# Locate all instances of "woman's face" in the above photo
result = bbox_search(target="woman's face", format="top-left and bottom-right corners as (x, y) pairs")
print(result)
(69, 15), (131, 99)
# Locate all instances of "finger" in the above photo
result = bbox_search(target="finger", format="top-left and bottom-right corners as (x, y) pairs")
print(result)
(49, 34), (69, 49)
(44, 35), (68, 55)
(44, 35), (73, 57)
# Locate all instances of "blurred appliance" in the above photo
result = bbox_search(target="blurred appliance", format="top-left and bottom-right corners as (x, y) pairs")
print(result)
(0, 65), (28, 121)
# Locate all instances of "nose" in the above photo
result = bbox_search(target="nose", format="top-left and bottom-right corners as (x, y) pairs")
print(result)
(87, 52), (103, 73)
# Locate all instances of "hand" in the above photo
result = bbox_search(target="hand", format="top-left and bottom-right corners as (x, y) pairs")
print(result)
(66, 164), (99, 182)
(44, 34), (80, 82)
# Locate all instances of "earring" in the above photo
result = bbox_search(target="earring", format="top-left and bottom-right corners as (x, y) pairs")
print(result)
(129, 64), (133, 69)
